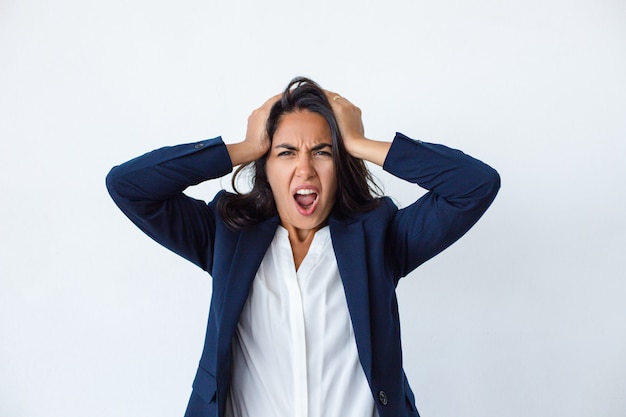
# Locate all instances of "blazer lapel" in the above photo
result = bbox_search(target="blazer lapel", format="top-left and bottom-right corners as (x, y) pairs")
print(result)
(216, 216), (279, 359)
(329, 217), (373, 380)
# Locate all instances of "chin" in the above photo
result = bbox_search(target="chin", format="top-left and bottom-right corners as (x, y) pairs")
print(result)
(283, 213), (328, 233)
(295, 218), (325, 231)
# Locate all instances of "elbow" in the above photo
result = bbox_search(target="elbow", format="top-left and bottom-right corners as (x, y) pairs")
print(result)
(105, 165), (123, 202)
(486, 167), (501, 197)
(465, 164), (501, 206)
(478, 166), (501, 207)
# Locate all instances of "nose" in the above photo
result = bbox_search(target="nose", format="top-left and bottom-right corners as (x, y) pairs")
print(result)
(295, 154), (315, 179)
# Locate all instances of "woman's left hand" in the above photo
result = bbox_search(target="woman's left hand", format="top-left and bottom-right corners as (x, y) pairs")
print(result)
(325, 90), (391, 166)
(325, 90), (366, 155)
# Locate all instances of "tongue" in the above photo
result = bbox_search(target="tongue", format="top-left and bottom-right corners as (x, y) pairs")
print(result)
(295, 194), (316, 207)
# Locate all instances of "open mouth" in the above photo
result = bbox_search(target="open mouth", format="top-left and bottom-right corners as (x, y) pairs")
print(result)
(294, 188), (319, 215)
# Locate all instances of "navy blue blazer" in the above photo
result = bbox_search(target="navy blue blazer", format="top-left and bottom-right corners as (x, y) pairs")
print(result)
(106, 133), (500, 417)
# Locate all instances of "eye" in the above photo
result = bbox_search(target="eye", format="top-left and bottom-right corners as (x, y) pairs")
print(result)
(314, 150), (332, 157)
(277, 150), (295, 157)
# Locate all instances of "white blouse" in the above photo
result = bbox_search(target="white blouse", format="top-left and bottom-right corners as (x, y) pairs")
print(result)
(226, 226), (379, 417)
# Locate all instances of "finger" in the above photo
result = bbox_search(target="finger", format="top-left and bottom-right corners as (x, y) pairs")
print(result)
(323, 89), (337, 101)
(249, 93), (281, 122)
(324, 89), (346, 104)
(261, 93), (282, 109)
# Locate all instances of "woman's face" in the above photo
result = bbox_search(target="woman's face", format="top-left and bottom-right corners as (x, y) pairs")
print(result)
(265, 110), (338, 238)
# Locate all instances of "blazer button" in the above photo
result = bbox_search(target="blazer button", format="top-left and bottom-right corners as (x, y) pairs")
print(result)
(378, 390), (388, 405)
(194, 143), (205, 149)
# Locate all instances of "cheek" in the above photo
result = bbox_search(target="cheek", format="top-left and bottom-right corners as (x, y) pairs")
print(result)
(265, 159), (278, 188)
(321, 166), (338, 197)
(265, 163), (289, 202)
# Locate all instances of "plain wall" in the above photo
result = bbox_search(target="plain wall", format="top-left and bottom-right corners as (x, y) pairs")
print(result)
(1, 0), (625, 416)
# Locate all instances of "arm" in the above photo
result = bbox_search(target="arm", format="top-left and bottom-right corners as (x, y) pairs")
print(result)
(383, 133), (500, 278)
(105, 95), (279, 271)
(105, 137), (234, 271)
(326, 90), (500, 278)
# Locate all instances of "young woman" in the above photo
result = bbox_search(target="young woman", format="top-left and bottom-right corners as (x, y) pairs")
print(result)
(106, 77), (500, 417)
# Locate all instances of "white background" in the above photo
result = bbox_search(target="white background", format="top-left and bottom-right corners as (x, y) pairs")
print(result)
(1, 0), (625, 416)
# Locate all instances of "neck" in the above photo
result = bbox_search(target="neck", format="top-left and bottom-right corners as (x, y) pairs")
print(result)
(282, 223), (325, 270)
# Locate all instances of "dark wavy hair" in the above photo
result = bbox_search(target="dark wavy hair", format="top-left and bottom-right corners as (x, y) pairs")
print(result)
(217, 77), (381, 230)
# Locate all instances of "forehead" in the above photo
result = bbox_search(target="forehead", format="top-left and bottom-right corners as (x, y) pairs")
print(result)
(273, 110), (331, 143)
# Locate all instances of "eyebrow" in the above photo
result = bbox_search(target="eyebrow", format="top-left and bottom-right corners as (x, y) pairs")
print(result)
(274, 143), (332, 151)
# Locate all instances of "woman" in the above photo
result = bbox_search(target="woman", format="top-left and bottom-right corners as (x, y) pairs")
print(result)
(106, 77), (500, 417)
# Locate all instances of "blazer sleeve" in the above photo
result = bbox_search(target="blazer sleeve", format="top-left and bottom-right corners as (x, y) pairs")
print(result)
(105, 137), (233, 272)
(382, 133), (500, 279)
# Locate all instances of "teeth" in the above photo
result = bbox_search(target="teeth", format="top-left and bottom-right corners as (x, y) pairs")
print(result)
(296, 189), (316, 195)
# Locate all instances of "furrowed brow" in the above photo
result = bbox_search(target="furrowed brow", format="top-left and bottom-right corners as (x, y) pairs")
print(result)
(274, 143), (298, 150)
(311, 143), (332, 151)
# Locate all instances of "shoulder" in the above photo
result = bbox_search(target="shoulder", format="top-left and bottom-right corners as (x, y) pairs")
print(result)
(330, 196), (398, 226)
(367, 196), (398, 221)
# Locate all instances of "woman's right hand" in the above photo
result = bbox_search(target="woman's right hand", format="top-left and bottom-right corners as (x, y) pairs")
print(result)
(227, 94), (280, 166)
